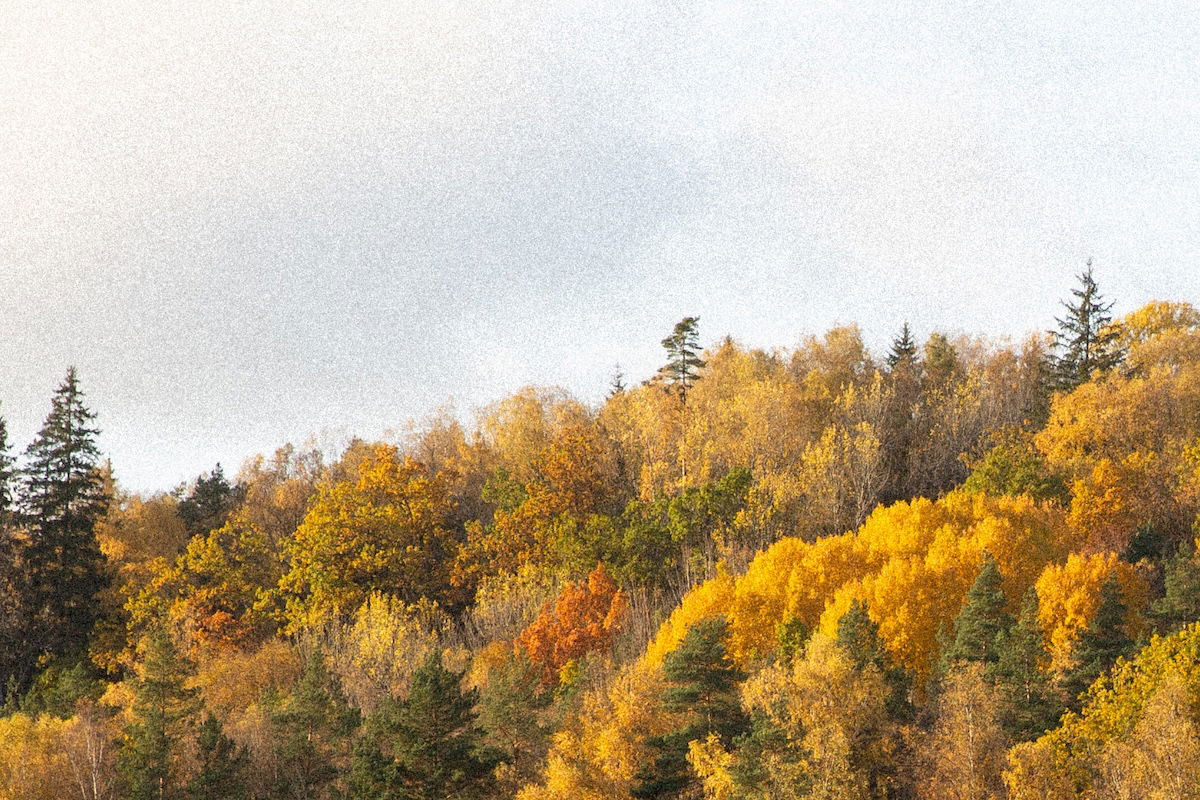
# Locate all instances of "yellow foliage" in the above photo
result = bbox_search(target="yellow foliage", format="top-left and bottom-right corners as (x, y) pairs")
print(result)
(0, 713), (74, 800)
(1034, 552), (1148, 673)
(196, 638), (302, 720)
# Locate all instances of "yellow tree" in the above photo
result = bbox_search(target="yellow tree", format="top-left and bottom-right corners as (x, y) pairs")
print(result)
(278, 444), (458, 631)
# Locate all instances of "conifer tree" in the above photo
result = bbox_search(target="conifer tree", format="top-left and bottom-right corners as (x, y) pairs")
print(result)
(0, 411), (15, 520)
(657, 317), (706, 398)
(0, 410), (23, 699)
(1152, 545), (1200, 633)
(836, 600), (912, 721)
(177, 464), (241, 537)
(271, 648), (358, 800)
(1049, 261), (1125, 391)
(350, 650), (496, 800)
(632, 617), (747, 800)
(19, 367), (108, 663)
(944, 554), (1012, 668)
(1061, 576), (1133, 706)
(885, 323), (919, 369)
(118, 630), (202, 800)
(991, 587), (1061, 741)
(186, 713), (249, 800)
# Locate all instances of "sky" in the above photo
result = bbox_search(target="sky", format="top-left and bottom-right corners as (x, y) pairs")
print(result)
(2, 1), (1199, 493)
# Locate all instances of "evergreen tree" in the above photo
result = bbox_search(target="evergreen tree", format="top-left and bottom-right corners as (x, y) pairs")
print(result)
(0, 408), (25, 700)
(350, 650), (497, 800)
(836, 599), (912, 721)
(1049, 261), (1125, 391)
(186, 713), (249, 800)
(944, 553), (1012, 668)
(990, 587), (1062, 741)
(1061, 576), (1133, 707)
(177, 463), (242, 537)
(1152, 544), (1200, 633)
(657, 317), (706, 398)
(118, 630), (202, 800)
(0, 411), (16, 520)
(271, 648), (359, 800)
(922, 332), (961, 387)
(19, 367), (108, 664)
(632, 617), (747, 800)
(885, 322), (919, 369)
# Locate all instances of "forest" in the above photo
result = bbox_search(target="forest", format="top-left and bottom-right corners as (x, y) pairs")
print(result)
(1, 266), (1199, 800)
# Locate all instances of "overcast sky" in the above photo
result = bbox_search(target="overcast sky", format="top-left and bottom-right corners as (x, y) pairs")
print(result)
(3, 1), (1198, 492)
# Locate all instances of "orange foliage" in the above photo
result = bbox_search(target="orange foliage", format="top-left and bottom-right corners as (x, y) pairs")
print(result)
(515, 564), (628, 687)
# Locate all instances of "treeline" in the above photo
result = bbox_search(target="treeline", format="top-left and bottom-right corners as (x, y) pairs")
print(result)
(0, 267), (1198, 798)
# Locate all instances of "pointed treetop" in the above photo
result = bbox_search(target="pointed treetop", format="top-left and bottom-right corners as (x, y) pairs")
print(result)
(886, 322), (919, 369)
(1049, 260), (1126, 391)
(945, 552), (1012, 667)
(657, 316), (706, 398)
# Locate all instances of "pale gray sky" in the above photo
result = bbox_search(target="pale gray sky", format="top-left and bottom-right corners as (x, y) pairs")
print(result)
(3, 1), (1198, 491)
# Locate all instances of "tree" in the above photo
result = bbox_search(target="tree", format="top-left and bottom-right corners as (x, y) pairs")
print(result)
(885, 323), (919, 369)
(1152, 545), (1200, 633)
(118, 630), (202, 800)
(835, 600), (912, 721)
(1061, 575), (1133, 706)
(269, 648), (358, 800)
(944, 554), (1012, 669)
(176, 464), (242, 537)
(350, 651), (496, 800)
(632, 617), (747, 800)
(658, 317), (706, 398)
(991, 587), (1061, 741)
(1049, 261), (1125, 391)
(185, 713), (249, 800)
(19, 367), (108, 670)
(919, 664), (1009, 800)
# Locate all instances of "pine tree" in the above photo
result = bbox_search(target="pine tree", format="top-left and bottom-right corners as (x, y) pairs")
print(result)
(1049, 261), (1125, 391)
(991, 587), (1062, 741)
(836, 599), (913, 721)
(632, 617), (747, 800)
(881, 323), (922, 503)
(350, 650), (497, 800)
(0, 411), (15, 521)
(19, 367), (108, 662)
(186, 713), (249, 800)
(944, 553), (1012, 668)
(1061, 576), (1133, 707)
(118, 630), (202, 800)
(271, 648), (359, 800)
(0, 410), (24, 700)
(657, 317), (706, 398)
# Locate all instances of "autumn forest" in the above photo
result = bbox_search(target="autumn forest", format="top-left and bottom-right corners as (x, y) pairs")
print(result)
(3, 268), (1200, 800)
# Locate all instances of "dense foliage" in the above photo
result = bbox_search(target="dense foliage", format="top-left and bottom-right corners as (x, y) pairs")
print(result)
(1, 274), (1199, 798)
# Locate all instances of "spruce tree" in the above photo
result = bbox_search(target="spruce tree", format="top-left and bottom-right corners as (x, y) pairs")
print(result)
(944, 554), (1012, 668)
(19, 367), (108, 663)
(118, 630), (202, 800)
(885, 322), (919, 369)
(1061, 576), (1133, 707)
(271, 648), (358, 800)
(991, 587), (1061, 741)
(836, 599), (912, 721)
(1049, 261), (1125, 391)
(0, 410), (24, 699)
(186, 713), (249, 800)
(657, 317), (706, 398)
(177, 463), (241, 537)
(632, 617), (747, 800)
(350, 650), (496, 800)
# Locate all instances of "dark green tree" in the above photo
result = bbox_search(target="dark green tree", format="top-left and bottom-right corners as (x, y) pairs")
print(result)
(186, 713), (249, 800)
(962, 431), (1069, 504)
(1061, 576), (1133, 707)
(1152, 544), (1200, 633)
(19, 367), (108, 665)
(835, 599), (912, 721)
(350, 650), (497, 800)
(475, 651), (550, 788)
(0, 410), (16, 520)
(177, 463), (242, 537)
(885, 323), (919, 369)
(0, 408), (25, 701)
(118, 630), (202, 800)
(944, 554), (1012, 668)
(632, 617), (747, 800)
(1049, 261), (1125, 391)
(270, 648), (359, 800)
(990, 587), (1062, 741)
(657, 317), (706, 398)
